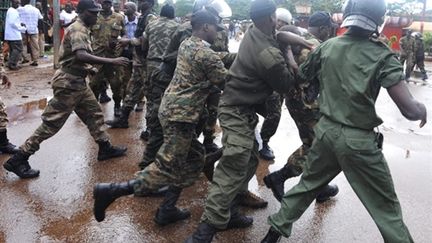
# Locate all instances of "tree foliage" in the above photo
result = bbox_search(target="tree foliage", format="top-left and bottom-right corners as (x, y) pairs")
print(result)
(174, 0), (194, 17)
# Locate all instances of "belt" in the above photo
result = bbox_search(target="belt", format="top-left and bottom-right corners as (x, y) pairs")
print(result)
(61, 67), (88, 78)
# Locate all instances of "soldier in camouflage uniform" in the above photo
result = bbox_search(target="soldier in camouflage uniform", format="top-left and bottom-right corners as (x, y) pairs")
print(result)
(89, 0), (125, 116)
(106, 0), (155, 128)
(399, 29), (415, 80)
(93, 10), (228, 227)
(263, 12), (340, 203)
(0, 41), (20, 154)
(413, 33), (428, 81)
(3, 0), (129, 180)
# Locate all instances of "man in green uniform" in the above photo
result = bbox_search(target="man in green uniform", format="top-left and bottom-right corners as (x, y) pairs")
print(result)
(258, 8), (293, 161)
(262, 0), (427, 242)
(186, 0), (299, 241)
(105, 0), (155, 128)
(3, 0), (129, 179)
(263, 11), (339, 202)
(0, 41), (20, 154)
(399, 29), (415, 80)
(89, 0), (125, 116)
(413, 32), (428, 81)
(92, 9), (229, 228)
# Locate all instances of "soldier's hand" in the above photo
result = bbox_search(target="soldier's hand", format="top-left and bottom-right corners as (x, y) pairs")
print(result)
(419, 103), (427, 128)
(118, 38), (130, 47)
(111, 57), (130, 66)
(1, 75), (11, 89)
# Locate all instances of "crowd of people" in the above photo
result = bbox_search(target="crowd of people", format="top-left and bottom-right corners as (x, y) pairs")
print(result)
(0, 0), (428, 242)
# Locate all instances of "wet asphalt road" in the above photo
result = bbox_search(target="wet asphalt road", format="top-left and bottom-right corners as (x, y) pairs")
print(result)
(0, 80), (431, 242)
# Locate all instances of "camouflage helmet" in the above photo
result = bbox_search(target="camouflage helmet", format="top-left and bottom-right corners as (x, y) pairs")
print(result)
(341, 0), (386, 32)
(193, 0), (232, 18)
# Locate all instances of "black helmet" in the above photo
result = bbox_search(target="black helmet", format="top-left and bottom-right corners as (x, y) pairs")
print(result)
(192, 0), (232, 18)
(341, 0), (386, 32)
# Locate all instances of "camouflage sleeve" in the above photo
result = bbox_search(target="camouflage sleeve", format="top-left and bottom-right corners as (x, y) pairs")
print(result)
(259, 46), (294, 93)
(70, 28), (92, 53)
(216, 52), (236, 69)
(298, 46), (322, 84)
(201, 49), (228, 86)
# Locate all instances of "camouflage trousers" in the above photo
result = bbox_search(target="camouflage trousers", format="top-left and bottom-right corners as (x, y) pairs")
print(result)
(118, 62), (133, 99)
(0, 99), (8, 131)
(202, 86), (221, 141)
(20, 72), (110, 155)
(400, 53), (415, 79)
(89, 63), (122, 105)
(284, 93), (320, 174)
(123, 65), (147, 110)
(133, 120), (205, 192)
(139, 68), (171, 168)
(260, 92), (283, 142)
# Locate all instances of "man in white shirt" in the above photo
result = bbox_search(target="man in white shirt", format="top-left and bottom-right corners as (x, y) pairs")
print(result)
(5, 0), (26, 70)
(18, 0), (43, 66)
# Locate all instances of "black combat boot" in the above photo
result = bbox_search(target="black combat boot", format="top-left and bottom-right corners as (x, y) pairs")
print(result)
(203, 137), (219, 153)
(184, 222), (217, 243)
(315, 184), (339, 203)
(259, 141), (275, 160)
(261, 227), (282, 243)
(97, 141), (127, 161)
(226, 195), (253, 229)
(93, 180), (136, 222)
(0, 130), (20, 154)
(106, 107), (131, 128)
(99, 90), (111, 103)
(263, 164), (300, 201)
(3, 150), (40, 178)
(422, 72), (428, 81)
(202, 148), (223, 181)
(140, 129), (150, 141)
(154, 186), (191, 226)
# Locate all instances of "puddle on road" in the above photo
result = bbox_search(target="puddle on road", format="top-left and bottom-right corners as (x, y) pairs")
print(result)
(5, 97), (49, 123)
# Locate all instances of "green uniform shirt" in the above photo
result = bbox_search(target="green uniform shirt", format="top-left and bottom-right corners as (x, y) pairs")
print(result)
(91, 11), (125, 56)
(144, 17), (179, 61)
(221, 24), (294, 106)
(299, 32), (404, 130)
(159, 36), (228, 124)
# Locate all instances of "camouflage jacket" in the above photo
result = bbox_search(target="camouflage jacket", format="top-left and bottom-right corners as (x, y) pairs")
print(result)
(55, 18), (93, 90)
(132, 13), (156, 66)
(144, 17), (179, 61)
(399, 36), (415, 54)
(159, 36), (228, 124)
(91, 11), (124, 57)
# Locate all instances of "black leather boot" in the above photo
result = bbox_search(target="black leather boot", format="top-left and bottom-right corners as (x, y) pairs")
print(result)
(154, 186), (191, 226)
(99, 91), (111, 103)
(93, 180), (136, 222)
(202, 148), (223, 181)
(184, 222), (217, 243)
(261, 227), (282, 243)
(259, 141), (275, 160)
(106, 107), (131, 128)
(3, 150), (40, 178)
(97, 141), (127, 161)
(316, 184), (339, 203)
(226, 196), (253, 229)
(263, 164), (300, 201)
(0, 130), (20, 154)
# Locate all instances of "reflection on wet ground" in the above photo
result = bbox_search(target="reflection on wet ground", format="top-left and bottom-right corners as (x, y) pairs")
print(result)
(0, 83), (431, 242)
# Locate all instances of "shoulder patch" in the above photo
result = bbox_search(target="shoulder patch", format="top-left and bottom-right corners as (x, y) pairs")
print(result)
(259, 47), (285, 70)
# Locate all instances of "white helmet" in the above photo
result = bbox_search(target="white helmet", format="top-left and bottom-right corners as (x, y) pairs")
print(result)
(276, 8), (292, 25)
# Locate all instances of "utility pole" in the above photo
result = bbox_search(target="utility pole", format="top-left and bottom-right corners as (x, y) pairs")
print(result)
(53, 0), (60, 68)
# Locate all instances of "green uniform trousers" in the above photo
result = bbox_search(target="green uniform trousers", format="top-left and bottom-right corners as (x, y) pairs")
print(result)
(20, 72), (110, 155)
(89, 63), (122, 105)
(201, 104), (259, 229)
(133, 120), (205, 192)
(268, 116), (413, 243)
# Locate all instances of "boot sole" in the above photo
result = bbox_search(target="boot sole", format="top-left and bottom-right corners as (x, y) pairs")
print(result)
(153, 212), (191, 226)
(93, 185), (106, 222)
